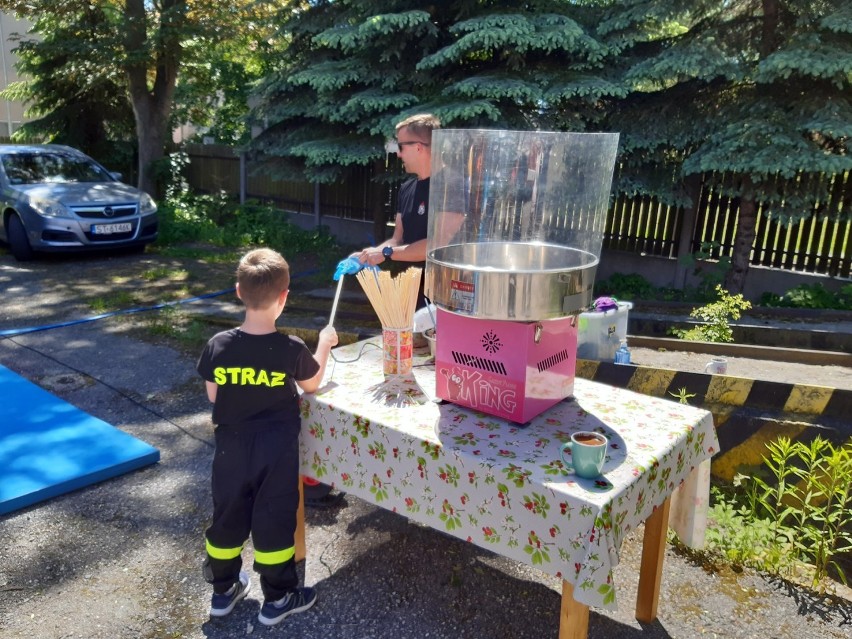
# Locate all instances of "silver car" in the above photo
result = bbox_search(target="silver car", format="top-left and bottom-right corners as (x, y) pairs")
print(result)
(0, 144), (158, 261)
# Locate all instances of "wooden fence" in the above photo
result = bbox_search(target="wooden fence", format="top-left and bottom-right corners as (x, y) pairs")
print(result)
(183, 143), (851, 280)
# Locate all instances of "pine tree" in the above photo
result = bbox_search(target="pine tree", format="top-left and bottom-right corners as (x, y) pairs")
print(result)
(0, 3), (135, 170)
(0, 0), (276, 195)
(598, 0), (852, 292)
(249, 1), (615, 182)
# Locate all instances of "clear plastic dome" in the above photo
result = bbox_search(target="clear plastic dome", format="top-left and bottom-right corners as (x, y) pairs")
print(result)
(424, 129), (619, 320)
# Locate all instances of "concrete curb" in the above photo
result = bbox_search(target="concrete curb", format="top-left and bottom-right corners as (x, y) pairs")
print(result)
(629, 314), (852, 353)
(628, 335), (852, 367)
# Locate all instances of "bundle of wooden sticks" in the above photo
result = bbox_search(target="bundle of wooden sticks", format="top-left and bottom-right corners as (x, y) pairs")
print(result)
(356, 267), (422, 329)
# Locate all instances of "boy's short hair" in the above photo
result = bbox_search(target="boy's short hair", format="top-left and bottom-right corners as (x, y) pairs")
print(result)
(236, 248), (290, 309)
(395, 113), (441, 143)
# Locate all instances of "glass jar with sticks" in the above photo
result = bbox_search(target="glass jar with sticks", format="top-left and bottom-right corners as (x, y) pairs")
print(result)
(356, 267), (422, 375)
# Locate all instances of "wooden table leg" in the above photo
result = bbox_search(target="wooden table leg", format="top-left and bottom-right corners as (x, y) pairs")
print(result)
(635, 496), (671, 623)
(560, 580), (590, 639)
(295, 475), (306, 562)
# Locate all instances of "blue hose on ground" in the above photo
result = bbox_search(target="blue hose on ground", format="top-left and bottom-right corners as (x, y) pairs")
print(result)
(0, 267), (320, 338)
(0, 289), (236, 338)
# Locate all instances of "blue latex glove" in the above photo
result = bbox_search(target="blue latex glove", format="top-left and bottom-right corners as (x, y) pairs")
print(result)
(333, 256), (374, 281)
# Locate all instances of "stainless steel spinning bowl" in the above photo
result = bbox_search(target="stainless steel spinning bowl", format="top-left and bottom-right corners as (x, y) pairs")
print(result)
(424, 242), (597, 321)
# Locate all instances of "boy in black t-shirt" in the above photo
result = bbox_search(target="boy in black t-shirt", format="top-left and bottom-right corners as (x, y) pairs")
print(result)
(196, 248), (338, 626)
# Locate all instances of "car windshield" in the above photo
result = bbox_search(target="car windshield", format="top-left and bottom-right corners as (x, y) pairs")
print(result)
(1, 152), (113, 185)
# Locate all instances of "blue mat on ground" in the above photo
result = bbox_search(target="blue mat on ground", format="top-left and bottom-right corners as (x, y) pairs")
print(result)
(0, 364), (160, 515)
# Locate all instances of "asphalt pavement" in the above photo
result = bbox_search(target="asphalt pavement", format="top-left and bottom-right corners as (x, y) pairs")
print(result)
(1, 252), (851, 639)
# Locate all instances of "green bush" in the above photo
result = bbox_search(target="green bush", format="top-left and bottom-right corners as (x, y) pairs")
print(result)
(155, 198), (223, 246)
(594, 272), (723, 304)
(596, 274), (852, 312)
(760, 283), (852, 310)
(707, 436), (852, 589)
(155, 191), (340, 266)
(593, 273), (657, 300)
(670, 285), (752, 342)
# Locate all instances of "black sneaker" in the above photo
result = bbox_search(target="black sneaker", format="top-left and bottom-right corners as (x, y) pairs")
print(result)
(209, 571), (251, 617)
(305, 489), (346, 510)
(257, 587), (317, 626)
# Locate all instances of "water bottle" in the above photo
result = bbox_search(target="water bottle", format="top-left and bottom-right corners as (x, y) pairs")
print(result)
(614, 340), (631, 365)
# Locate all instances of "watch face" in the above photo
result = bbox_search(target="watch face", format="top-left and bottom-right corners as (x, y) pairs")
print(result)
(383, 246), (393, 258)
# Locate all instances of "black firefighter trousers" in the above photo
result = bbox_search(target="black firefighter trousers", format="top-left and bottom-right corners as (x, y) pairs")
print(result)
(203, 424), (300, 601)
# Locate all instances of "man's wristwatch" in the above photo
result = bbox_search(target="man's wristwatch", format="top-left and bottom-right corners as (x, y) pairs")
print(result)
(382, 246), (394, 260)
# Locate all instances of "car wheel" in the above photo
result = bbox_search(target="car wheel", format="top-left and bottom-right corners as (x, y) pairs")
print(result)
(7, 214), (34, 261)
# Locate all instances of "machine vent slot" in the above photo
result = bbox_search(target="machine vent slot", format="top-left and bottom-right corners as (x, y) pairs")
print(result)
(537, 349), (570, 373)
(451, 351), (508, 376)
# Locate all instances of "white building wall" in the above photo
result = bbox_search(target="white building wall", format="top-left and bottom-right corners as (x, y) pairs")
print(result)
(0, 12), (32, 138)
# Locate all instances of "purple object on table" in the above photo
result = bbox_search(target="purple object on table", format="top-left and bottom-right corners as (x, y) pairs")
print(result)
(593, 296), (619, 312)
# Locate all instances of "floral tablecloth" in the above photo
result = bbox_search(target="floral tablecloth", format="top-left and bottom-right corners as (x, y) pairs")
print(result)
(299, 339), (719, 610)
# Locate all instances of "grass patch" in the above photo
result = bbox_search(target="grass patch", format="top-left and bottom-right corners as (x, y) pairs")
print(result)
(156, 193), (340, 260)
(141, 266), (190, 282)
(149, 245), (240, 263)
(88, 290), (138, 313)
(145, 306), (210, 351)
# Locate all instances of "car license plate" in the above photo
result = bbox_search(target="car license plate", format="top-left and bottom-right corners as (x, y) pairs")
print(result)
(92, 223), (132, 234)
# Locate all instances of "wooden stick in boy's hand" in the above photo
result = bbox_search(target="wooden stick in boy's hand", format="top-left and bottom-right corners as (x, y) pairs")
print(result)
(328, 277), (345, 328)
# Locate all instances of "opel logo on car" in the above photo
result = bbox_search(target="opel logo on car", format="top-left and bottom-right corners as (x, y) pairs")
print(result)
(103, 206), (115, 217)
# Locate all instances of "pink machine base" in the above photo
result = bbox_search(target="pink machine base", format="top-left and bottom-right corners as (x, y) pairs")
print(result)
(434, 309), (578, 424)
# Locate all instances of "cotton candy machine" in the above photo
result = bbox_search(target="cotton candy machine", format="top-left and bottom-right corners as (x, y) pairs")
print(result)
(424, 129), (619, 423)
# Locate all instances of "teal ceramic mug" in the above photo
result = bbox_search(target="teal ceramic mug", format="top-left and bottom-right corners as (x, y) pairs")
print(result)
(560, 431), (608, 479)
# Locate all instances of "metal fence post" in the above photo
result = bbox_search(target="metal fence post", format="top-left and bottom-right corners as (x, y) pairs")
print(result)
(314, 182), (321, 228)
(239, 151), (246, 205)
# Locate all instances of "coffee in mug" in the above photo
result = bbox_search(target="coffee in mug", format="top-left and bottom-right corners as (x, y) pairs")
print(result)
(560, 431), (608, 479)
(573, 433), (606, 446)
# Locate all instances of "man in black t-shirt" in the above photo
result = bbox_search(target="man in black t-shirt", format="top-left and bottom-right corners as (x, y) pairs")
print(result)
(357, 114), (439, 271)
(356, 113), (465, 307)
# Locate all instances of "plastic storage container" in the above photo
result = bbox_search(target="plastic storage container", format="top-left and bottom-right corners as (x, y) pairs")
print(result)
(576, 301), (633, 361)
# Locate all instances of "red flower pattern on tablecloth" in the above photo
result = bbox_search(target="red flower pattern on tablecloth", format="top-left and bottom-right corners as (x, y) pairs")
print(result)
(299, 339), (719, 611)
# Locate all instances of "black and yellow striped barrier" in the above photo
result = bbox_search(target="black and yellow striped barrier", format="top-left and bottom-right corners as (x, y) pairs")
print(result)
(575, 359), (852, 482)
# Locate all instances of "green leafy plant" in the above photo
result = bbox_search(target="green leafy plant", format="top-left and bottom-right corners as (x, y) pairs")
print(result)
(705, 492), (786, 570)
(759, 283), (852, 310)
(709, 436), (852, 589)
(669, 387), (696, 404)
(670, 285), (752, 342)
(788, 438), (852, 586)
(592, 272), (657, 301)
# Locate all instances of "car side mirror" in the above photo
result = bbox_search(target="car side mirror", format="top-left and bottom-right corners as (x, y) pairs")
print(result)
(109, 171), (123, 181)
